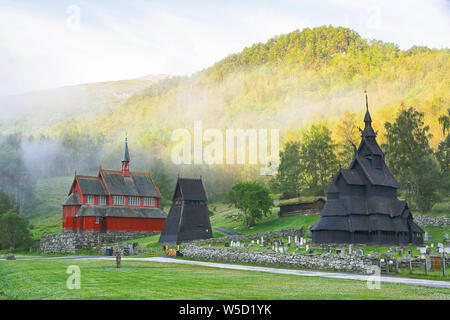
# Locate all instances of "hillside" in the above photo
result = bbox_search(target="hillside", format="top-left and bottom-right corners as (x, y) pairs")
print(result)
(42, 26), (448, 156)
(0, 74), (168, 134)
(1, 25), (449, 205)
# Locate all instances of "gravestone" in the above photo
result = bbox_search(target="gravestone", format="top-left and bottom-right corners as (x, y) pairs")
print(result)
(424, 232), (428, 241)
(445, 234), (449, 240)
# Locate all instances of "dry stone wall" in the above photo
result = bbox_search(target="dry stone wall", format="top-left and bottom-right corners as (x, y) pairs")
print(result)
(181, 244), (375, 274)
(413, 214), (450, 227)
(40, 231), (158, 253)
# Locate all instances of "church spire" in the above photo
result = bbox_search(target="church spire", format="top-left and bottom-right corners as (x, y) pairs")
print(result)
(122, 136), (130, 177)
(361, 91), (376, 138)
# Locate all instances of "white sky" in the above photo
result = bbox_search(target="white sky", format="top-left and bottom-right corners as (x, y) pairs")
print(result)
(0, 0), (449, 96)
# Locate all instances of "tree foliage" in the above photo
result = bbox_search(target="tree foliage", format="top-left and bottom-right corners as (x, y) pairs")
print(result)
(227, 182), (273, 228)
(383, 107), (441, 212)
(299, 124), (339, 195)
(0, 209), (32, 249)
(271, 141), (302, 199)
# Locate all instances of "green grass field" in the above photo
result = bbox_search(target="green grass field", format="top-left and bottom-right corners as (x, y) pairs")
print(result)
(0, 259), (449, 300)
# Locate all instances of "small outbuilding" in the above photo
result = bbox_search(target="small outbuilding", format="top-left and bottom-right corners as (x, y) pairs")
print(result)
(159, 177), (213, 244)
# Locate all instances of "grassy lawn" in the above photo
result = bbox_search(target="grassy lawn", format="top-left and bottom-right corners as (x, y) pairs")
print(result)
(0, 259), (449, 300)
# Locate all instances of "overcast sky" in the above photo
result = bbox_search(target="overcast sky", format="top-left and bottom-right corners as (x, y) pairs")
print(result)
(0, 0), (449, 96)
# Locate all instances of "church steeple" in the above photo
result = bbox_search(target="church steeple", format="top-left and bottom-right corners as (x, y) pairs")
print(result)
(361, 91), (376, 138)
(122, 136), (130, 177)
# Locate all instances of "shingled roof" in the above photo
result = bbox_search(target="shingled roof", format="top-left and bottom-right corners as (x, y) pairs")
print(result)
(75, 205), (167, 218)
(159, 177), (212, 244)
(62, 192), (82, 206)
(77, 177), (108, 195)
(173, 178), (207, 201)
(311, 96), (423, 245)
(101, 170), (161, 197)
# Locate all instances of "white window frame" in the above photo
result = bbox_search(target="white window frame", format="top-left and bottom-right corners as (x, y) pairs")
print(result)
(144, 197), (155, 207)
(95, 217), (100, 224)
(86, 195), (94, 205)
(98, 196), (107, 206)
(128, 196), (140, 206)
(113, 195), (125, 205)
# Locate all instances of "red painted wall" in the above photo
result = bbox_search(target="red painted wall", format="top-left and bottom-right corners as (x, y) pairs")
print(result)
(82, 216), (102, 231)
(62, 205), (80, 230)
(104, 217), (166, 231)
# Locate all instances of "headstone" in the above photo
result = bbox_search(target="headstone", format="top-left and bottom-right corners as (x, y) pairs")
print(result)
(279, 247), (284, 253)
(306, 245), (309, 252)
(288, 236), (291, 244)
(419, 247), (427, 254)
(256, 240), (259, 245)
(348, 244), (352, 254)
(445, 234), (449, 240)
(445, 248), (450, 254)
(438, 243), (444, 248)
(424, 232), (428, 241)
(438, 247), (444, 253)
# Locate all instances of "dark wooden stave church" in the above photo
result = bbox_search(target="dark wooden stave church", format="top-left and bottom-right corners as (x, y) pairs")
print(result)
(311, 97), (424, 245)
(159, 177), (213, 244)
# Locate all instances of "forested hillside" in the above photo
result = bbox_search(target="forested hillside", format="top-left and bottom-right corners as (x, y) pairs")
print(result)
(1, 25), (449, 207)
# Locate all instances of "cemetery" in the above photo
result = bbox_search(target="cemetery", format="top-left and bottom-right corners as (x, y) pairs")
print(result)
(180, 228), (450, 278)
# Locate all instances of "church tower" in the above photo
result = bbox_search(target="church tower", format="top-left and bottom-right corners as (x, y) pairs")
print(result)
(122, 137), (130, 177)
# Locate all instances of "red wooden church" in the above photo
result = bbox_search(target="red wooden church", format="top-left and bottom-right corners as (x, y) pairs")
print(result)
(62, 138), (167, 233)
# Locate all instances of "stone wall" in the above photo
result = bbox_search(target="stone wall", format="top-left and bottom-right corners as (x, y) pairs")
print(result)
(181, 244), (375, 274)
(413, 214), (450, 227)
(40, 231), (158, 253)
(192, 228), (303, 245)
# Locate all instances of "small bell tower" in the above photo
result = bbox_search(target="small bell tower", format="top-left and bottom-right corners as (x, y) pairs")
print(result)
(122, 137), (130, 177)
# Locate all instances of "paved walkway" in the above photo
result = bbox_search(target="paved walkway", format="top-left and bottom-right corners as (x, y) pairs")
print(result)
(18, 255), (449, 289)
(214, 227), (242, 236)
